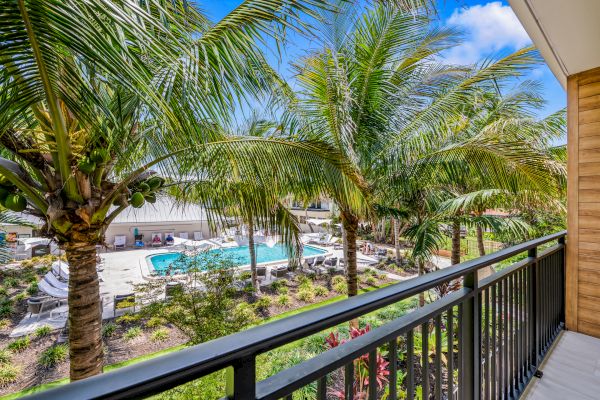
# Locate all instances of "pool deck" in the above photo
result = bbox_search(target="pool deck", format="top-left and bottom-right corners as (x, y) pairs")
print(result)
(10, 244), (451, 337)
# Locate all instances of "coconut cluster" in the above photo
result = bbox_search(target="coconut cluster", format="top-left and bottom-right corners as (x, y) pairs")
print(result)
(0, 174), (26, 212)
(127, 176), (164, 208)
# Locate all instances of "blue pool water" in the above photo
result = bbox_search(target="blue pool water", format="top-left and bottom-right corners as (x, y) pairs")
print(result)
(148, 243), (326, 275)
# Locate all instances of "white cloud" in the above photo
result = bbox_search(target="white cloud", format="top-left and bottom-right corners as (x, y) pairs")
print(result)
(443, 2), (531, 65)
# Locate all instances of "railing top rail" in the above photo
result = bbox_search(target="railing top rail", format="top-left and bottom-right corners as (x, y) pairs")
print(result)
(24, 230), (566, 400)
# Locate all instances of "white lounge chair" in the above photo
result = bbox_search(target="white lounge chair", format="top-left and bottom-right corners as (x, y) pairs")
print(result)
(178, 232), (189, 240)
(51, 260), (69, 281)
(151, 232), (163, 247)
(164, 232), (175, 246)
(44, 272), (68, 291)
(193, 231), (203, 241)
(39, 279), (68, 299)
(113, 235), (127, 250)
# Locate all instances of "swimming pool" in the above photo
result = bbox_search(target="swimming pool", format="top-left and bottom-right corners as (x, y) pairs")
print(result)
(147, 243), (326, 275)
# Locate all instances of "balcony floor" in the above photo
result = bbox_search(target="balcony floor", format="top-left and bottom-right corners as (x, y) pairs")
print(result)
(523, 331), (600, 399)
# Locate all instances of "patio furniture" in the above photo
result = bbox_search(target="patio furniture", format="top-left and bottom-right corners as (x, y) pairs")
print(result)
(315, 256), (326, 266)
(27, 296), (59, 320)
(44, 272), (68, 291)
(178, 232), (189, 240)
(193, 231), (203, 241)
(39, 279), (68, 299)
(270, 265), (289, 278)
(51, 260), (69, 281)
(134, 234), (145, 248)
(165, 282), (183, 298)
(165, 232), (175, 246)
(256, 266), (267, 280)
(324, 257), (338, 267)
(151, 232), (163, 247)
(114, 235), (127, 250)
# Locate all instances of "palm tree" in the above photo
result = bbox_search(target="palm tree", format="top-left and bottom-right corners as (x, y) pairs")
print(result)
(0, 0), (366, 380)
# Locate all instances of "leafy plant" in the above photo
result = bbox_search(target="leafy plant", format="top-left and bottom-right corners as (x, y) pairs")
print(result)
(333, 282), (348, 294)
(0, 287), (7, 297)
(34, 325), (53, 338)
(7, 336), (30, 352)
(0, 364), (20, 386)
(253, 296), (272, 312)
(26, 282), (39, 296)
(39, 344), (68, 367)
(102, 322), (117, 338)
(14, 292), (26, 302)
(145, 317), (166, 329)
(276, 286), (289, 295)
(151, 328), (169, 342)
(331, 275), (346, 286)
(0, 349), (11, 364)
(0, 319), (9, 330)
(296, 287), (315, 303)
(314, 285), (328, 297)
(116, 313), (141, 325)
(3, 278), (19, 288)
(124, 327), (143, 341)
(277, 294), (291, 307)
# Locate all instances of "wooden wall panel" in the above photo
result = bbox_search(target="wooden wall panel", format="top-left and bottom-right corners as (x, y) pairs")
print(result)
(568, 66), (600, 337)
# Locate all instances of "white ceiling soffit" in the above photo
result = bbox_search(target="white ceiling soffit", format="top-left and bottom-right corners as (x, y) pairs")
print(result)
(510, 0), (600, 89)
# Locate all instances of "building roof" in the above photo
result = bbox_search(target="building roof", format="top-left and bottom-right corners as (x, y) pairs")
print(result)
(111, 196), (207, 224)
(510, 0), (600, 88)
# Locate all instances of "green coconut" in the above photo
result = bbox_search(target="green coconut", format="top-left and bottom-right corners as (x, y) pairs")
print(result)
(78, 158), (96, 175)
(138, 182), (151, 193)
(90, 148), (110, 164)
(146, 176), (164, 190)
(4, 193), (27, 212)
(130, 192), (145, 208)
(144, 193), (156, 204)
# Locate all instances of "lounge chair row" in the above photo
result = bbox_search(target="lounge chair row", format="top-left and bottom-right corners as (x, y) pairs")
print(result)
(115, 231), (205, 250)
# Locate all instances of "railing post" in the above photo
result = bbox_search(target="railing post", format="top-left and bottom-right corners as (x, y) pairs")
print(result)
(558, 235), (566, 325)
(225, 356), (256, 400)
(460, 271), (480, 400)
(528, 246), (539, 371)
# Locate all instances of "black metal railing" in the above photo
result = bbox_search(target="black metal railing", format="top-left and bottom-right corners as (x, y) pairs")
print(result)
(24, 231), (566, 400)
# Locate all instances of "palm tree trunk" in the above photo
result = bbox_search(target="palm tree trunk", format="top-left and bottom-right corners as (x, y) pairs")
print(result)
(394, 218), (401, 263)
(341, 211), (359, 297)
(451, 219), (461, 265)
(247, 219), (259, 294)
(476, 224), (485, 257)
(64, 237), (103, 381)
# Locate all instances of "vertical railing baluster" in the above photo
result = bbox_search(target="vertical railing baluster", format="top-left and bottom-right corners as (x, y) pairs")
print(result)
(317, 376), (327, 400)
(345, 361), (354, 400)
(389, 339), (398, 400)
(498, 279), (504, 399)
(458, 304), (463, 399)
(422, 322), (430, 400)
(225, 356), (256, 400)
(508, 273), (514, 398)
(407, 330), (415, 400)
(529, 245), (539, 372)
(368, 350), (377, 400)
(435, 315), (442, 400)
(448, 308), (455, 400)
(491, 283), (497, 399)
(460, 270), (480, 400)
(484, 288), (490, 400)
(559, 236), (566, 325)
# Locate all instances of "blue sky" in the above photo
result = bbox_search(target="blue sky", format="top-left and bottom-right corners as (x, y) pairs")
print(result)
(201, 1), (566, 121)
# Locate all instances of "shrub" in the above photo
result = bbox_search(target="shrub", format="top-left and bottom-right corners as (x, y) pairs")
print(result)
(364, 268), (377, 277)
(4, 278), (19, 288)
(116, 313), (141, 325)
(0, 319), (9, 331)
(333, 282), (348, 294)
(7, 336), (30, 352)
(151, 328), (169, 342)
(34, 325), (53, 338)
(102, 322), (117, 338)
(253, 296), (272, 312)
(270, 279), (288, 293)
(277, 294), (291, 307)
(0, 300), (13, 318)
(331, 275), (346, 286)
(124, 326), (142, 341)
(0, 364), (20, 386)
(14, 292), (26, 302)
(39, 344), (68, 367)
(0, 287), (7, 297)
(364, 276), (377, 285)
(239, 271), (252, 281)
(296, 287), (315, 303)
(145, 317), (166, 329)
(0, 349), (11, 364)
(26, 282), (38, 296)
(314, 285), (328, 297)
(295, 275), (311, 287)
(232, 302), (257, 326)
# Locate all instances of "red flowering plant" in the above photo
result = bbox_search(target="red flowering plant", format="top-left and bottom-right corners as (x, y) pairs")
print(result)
(325, 325), (390, 399)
